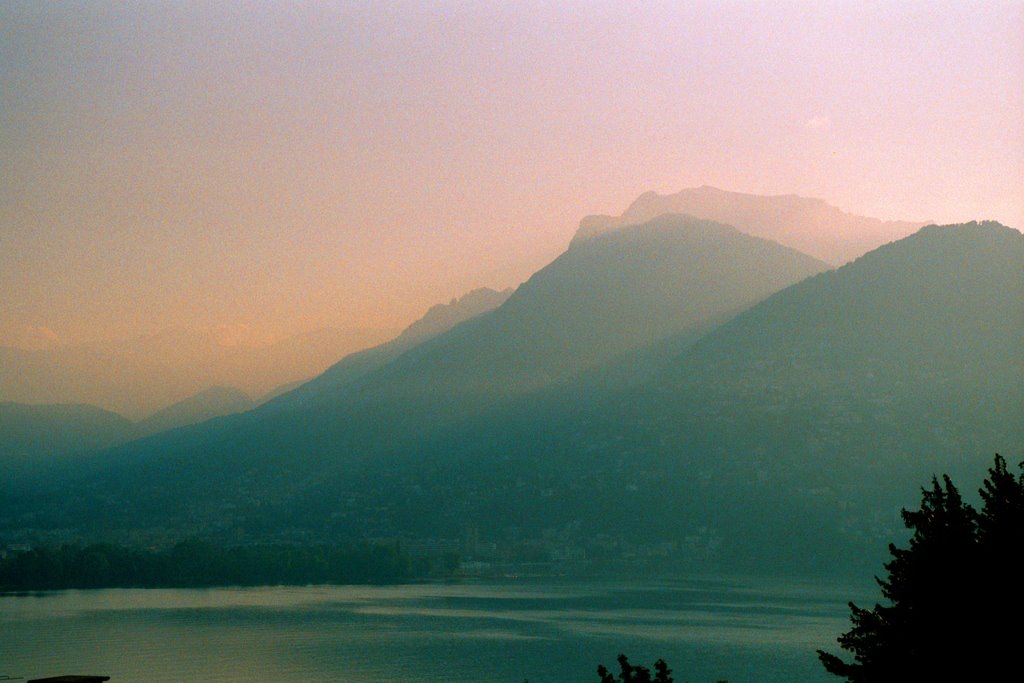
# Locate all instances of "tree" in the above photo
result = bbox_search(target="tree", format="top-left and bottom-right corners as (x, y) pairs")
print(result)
(974, 454), (1024, 670)
(597, 654), (673, 683)
(817, 454), (1024, 682)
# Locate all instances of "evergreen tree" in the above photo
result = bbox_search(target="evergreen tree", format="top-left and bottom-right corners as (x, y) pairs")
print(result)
(818, 454), (1024, 682)
(597, 655), (673, 683)
(977, 454), (1024, 555)
(974, 454), (1024, 670)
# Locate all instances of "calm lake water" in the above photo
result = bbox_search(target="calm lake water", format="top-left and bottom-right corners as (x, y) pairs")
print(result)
(1, 577), (868, 682)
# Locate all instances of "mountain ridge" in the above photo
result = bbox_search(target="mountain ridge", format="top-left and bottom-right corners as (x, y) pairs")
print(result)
(18, 215), (828, 501)
(0, 325), (396, 419)
(130, 386), (255, 439)
(8, 221), (1018, 577)
(575, 185), (928, 265)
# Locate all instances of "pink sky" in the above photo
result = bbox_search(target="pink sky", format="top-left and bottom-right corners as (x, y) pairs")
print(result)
(2, 1), (1021, 347)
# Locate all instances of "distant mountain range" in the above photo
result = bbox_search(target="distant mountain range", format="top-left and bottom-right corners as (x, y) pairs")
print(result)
(0, 325), (396, 419)
(577, 186), (927, 265)
(481, 220), (1022, 571)
(266, 287), (514, 411)
(129, 386), (256, 439)
(2, 187), (916, 417)
(57, 215), (825, 481)
(1, 288), (513, 472)
(342, 220), (1018, 573)
(0, 402), (132, 462)
(4, 203), (1020, 578)
(321, 215), (828, 406)
(7, 214), (827, 549)
(0, 388), (254, 469)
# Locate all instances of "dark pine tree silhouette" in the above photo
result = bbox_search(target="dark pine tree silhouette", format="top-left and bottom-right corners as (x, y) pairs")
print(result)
(974, 454), (1024, 672)
(818, 454), (1024, 682)
(597, 654), (673, 683)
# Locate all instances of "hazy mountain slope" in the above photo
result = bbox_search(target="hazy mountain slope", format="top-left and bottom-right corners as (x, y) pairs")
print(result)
(398, 287), (515, 346)
(395, 221), (1023, 572)
(0, 386), (255, 481)
(0, 286), (518, 506)
(0, 326), (394, 419)
(671, 221), (1022, 380)
(0, 402), (132, 462)
(10, 222), (1019, 578)
(355, 215), (829, 403)
(620, 223), (1024, 562)
(11, 217), (828, 532)
(130, 386), (255, 439)
(577, 186), (927, 265)
(267, 287), (513, 411)
(235, 215), (827, 475)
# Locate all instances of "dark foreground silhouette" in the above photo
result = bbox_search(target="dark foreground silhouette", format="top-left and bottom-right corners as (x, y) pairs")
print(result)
(588, 455), (1022, 683)
(591, 655), (732, 683)
(817, 454), (1023, 681)
(597, 655), (675, 683)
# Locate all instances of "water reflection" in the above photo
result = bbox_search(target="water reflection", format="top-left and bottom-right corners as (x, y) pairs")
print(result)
(1, 577), (866, 683)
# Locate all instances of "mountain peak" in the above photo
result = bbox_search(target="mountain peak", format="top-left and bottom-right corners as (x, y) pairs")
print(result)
(575, 187), (927, 265)
(571, 211), (741, 249)
(685, 219), (1024, 369)
(914, 220), (1019, 239)
(131, 385), (254, 438)
(394, 287), (514, 347)
(856, 220), (1022, 263)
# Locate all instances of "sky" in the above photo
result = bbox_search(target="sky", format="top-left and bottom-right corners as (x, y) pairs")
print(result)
(2, 1), (1022, 349)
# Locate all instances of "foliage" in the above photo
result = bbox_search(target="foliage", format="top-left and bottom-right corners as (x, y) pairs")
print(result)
(597, 655), (674, 683)
(817, 454), (1024, 681)
(0, 539), (417, 590)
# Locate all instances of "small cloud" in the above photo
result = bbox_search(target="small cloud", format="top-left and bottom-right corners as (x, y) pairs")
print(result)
(6, 324), (62, 350)
(806, 115), (830, 130)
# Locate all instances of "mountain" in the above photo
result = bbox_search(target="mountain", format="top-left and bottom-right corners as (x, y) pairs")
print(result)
(165, 220), (1017, 575)
(0, 402), (131, 462)
(9, 215), (828, 535)
(396, 287), (515, 346)
(130, 386), (255, 439)
(399, 221), (1023, 572)
(0, 288), (514, 467)
(345, 214), (828, 404)
(267, 287), (513, 410)
(576, 185), (927, 265)
(0, 326), (395, 419)
(1, 402), (133, 491)
(13, 221), (1015, 578)
(268, 217), (826, 416)
(1, 386), (254, 481)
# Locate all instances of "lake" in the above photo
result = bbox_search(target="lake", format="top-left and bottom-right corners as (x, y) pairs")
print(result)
(1, 576), (868, 682)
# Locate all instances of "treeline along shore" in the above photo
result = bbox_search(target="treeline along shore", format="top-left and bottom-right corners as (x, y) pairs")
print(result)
(0, 539), (422, 590)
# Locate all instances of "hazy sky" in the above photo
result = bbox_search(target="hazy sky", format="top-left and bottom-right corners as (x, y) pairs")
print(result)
(2, 1), (1022, 348)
